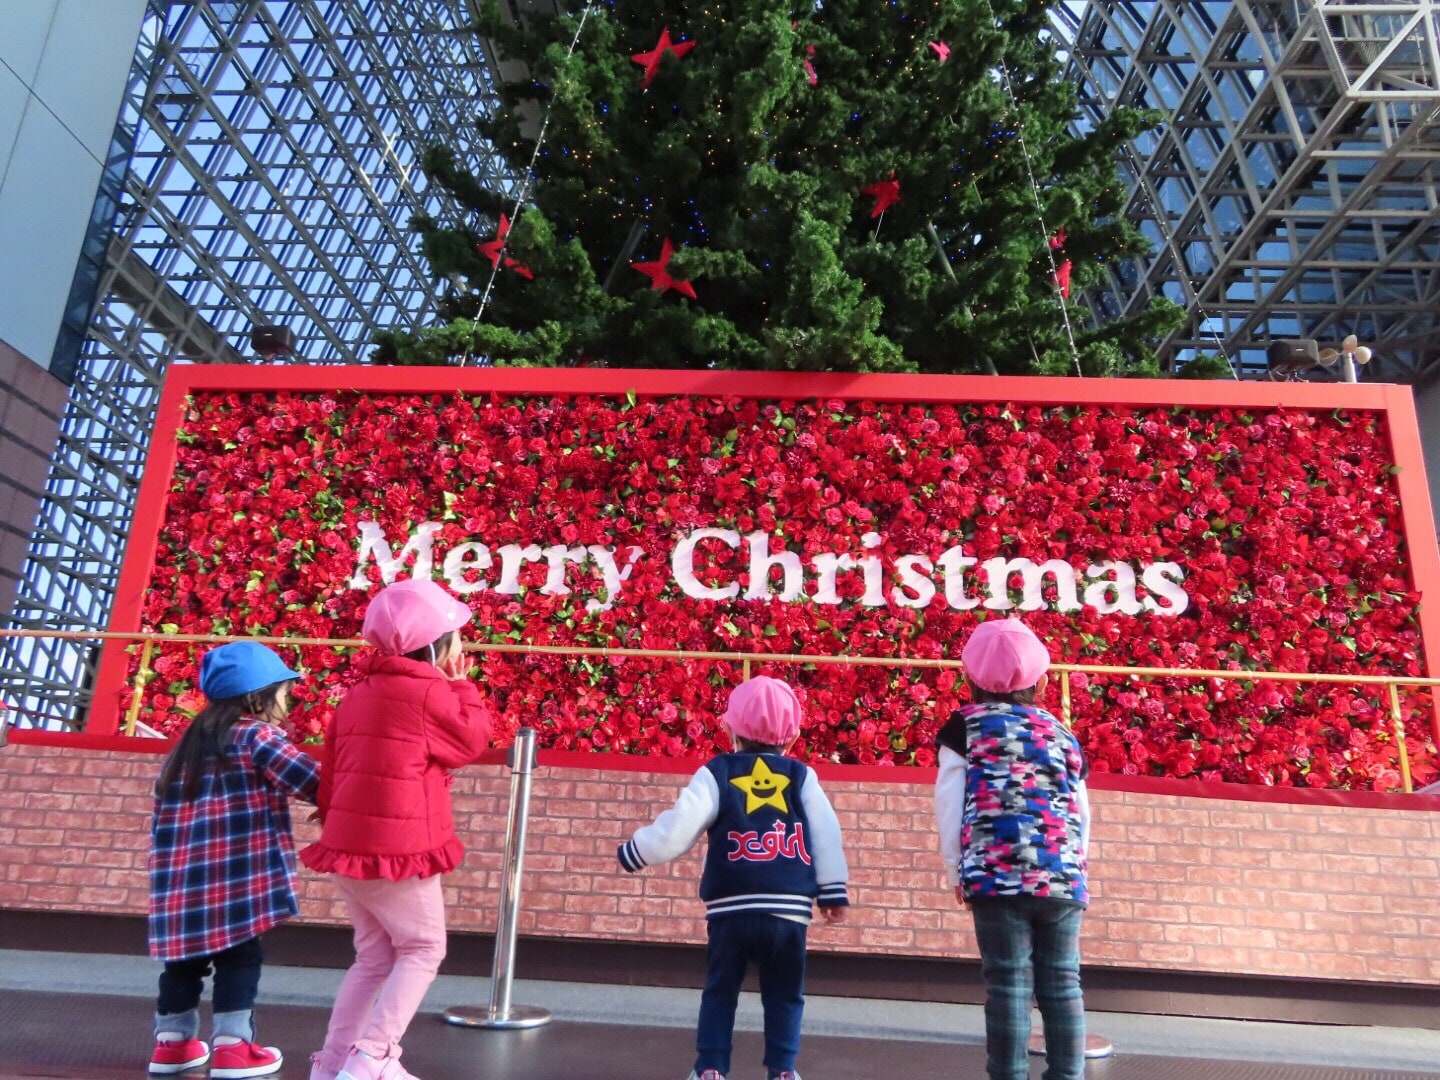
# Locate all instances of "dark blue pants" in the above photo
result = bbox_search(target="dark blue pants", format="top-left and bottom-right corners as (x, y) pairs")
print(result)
(695, 913), (807, 1077)
(157, 936), (264, 1017)
(970, 898), (1086, 1080)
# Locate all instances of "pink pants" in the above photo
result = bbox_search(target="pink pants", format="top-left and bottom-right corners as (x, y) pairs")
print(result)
(315, 874), (446, 1069)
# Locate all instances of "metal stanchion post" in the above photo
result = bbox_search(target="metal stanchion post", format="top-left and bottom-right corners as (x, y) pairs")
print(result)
(443, 727), (552, 1029)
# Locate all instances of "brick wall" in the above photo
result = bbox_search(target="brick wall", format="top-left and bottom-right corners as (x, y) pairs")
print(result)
(1, 743), (1437, 986)
(0, 339), (67, 617)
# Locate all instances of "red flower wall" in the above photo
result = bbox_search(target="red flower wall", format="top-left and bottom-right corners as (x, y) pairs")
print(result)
(122, 390), (1436, 791)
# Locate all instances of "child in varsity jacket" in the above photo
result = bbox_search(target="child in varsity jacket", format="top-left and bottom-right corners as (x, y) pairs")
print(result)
(617, 675), (849, 1080)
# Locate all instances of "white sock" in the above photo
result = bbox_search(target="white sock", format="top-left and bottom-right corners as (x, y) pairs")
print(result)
(214, 1036), (243, 1046)
(156, 1031), (186, 1043)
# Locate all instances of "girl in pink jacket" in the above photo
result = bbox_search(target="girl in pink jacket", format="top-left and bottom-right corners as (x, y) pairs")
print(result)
(302, 580), (494, 1080)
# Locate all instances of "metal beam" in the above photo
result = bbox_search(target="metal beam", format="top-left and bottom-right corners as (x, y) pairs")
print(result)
(1056, 0), (1440, 381)
(1, 0), (515, 728)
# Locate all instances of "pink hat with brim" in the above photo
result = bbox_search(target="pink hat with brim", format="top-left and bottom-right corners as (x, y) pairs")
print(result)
(962, 619), (1051, 693)
(362, 579), (472, 656)
(722, 675), (802, 746)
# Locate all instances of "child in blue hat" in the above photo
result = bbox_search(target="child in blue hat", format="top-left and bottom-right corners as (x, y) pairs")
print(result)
(148, 640), (321, 1078)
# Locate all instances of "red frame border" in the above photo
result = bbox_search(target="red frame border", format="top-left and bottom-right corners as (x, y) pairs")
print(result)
(82, 366), (1440, 808)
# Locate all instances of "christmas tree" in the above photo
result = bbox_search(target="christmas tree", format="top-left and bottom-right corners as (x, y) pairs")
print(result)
(375, 0), (1184, 376)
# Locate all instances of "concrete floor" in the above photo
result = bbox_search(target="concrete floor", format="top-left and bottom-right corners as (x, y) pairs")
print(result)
(2, 950), (1437, 1080)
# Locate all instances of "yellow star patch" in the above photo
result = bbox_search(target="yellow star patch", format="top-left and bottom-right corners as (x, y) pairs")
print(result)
(730, 757), (792, 814)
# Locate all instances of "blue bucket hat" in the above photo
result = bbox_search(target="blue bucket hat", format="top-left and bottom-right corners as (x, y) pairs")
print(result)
(199, 641), (303, 700)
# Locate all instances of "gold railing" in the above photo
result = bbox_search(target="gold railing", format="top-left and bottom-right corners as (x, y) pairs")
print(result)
(2, 629), (1438, 792)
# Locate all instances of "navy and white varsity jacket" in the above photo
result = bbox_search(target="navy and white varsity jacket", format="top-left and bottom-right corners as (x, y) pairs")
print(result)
(617, 752), (849, 922)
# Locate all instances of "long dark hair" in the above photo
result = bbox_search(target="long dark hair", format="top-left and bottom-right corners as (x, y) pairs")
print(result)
(156, 680), (294, 800)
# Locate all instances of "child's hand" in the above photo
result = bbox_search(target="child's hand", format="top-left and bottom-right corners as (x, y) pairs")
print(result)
(820, 906), (847, 924)
(954, 886), (967, 908)
(439, 653), (470, 681)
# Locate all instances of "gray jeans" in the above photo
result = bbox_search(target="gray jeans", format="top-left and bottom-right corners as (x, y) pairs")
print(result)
(970, 897), (1086, 1080)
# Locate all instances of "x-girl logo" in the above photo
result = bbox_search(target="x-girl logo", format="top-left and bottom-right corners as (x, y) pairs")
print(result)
(726, 822), (812, 865)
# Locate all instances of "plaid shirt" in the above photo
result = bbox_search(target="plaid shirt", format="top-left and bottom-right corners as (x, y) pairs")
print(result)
(149, 719), (320, 961)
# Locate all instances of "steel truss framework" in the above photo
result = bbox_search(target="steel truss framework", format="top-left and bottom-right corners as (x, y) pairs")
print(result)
(9, 0), (1440, 725)
(1055, 0), (1440, 380)
(1, 0), (511, 727)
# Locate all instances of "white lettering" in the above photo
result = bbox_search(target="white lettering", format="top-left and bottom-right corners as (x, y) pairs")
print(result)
(1142, 561), (1190, 616)
(982, 557), (1082, 612)
(743, 531), (804, 602)
(540, 544), (588, 596)
(1083, 562), (1143, 615)
(893, 554), (936, 609)
(441, 541), (492, 595)
(348, 521), (440, 588)
(936, 546), (980, 610)
(347, 524), (1187, 617)
(495, 544), (544, 594)
(810, 552), (856, 605)
(672, 528), (742, 600)
(859, 532), (886, 607)
(586, 544), (645, 612)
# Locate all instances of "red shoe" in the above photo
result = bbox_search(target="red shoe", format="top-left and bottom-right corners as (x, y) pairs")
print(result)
(209, 1041), (283, 1079)
(149, 1038), (210, 1074)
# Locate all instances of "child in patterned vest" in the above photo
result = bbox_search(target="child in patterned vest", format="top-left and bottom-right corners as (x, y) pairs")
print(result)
(933, 619), (1091, 1080)
(617, 675), (850, 1080)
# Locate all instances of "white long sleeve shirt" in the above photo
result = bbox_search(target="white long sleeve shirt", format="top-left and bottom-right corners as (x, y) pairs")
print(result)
(619, 753), (849, 922)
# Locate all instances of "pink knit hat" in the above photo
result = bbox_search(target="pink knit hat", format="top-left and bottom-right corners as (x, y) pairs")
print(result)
(362, 579), (472, 656)
(722, 676), (802, 746)
(962, 619), (1051, 693)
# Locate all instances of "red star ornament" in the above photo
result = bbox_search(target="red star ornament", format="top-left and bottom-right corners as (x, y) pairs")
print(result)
(476, 214), (534, 279)
(1053, 259), (1072, 300)
(862, 172), (901, 218)
(631, 27), (696, 88)
(631, 237), (697, 299)
(1049, 229), (1072, 300)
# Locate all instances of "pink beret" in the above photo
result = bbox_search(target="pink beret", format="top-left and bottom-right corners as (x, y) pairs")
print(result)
(362, 579), (472, 656)
(962, 619), (1051, 693)
(722, 676), (802, 746)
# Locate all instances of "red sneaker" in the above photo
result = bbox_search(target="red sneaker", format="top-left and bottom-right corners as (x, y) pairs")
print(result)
(149, 1038), (210, 1074)
(209, 1041), (283, 1079)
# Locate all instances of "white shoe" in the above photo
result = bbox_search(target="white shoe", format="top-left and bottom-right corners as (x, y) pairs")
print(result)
(685, 1071), (727, 1080)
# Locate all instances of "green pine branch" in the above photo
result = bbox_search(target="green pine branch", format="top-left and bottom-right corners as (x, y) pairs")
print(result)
(375, 0), (1196, 377)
